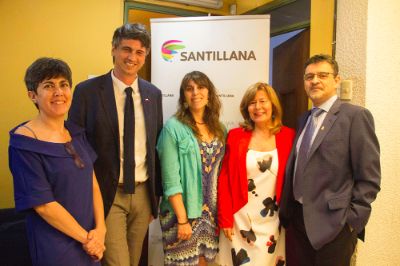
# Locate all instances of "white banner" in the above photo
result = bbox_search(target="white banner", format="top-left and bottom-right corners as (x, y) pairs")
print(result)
(149, 15), (270, 265)
(151, 15), (270, 128)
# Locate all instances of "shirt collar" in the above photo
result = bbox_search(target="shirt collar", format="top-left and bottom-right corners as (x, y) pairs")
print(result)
(313, 95), (337, 113)
(111, 70), (138, 94)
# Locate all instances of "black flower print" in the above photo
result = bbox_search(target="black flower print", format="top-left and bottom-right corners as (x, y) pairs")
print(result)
(240, 227), (257, 245)
(260, 196), (278, 217)
(256, 154), (272, 172)
(231, 248), (251, 266)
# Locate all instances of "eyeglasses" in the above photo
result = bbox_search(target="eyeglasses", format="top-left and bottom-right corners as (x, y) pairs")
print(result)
(64, 142), (85, 169)
(304, 72), (335, 81)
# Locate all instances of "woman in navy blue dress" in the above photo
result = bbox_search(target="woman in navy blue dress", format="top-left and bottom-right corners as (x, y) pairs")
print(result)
(8, 58), (106, 266)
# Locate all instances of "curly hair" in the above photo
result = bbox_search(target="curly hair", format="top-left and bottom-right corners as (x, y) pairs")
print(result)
(175, 71), (225, 143)
(239, 82), (283, 134)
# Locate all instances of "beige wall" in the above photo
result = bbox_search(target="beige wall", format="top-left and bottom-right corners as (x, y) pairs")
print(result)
(336, 0), (400, 265)
(236, 0), (274, 14)
(310, 0), (334, 56)
(0, 0), (123, 208)
(336, 0), (368, 107)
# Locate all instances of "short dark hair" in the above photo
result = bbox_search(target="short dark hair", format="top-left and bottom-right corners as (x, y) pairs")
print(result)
(112, 23), (150, 51)
(304, 54), (339, 76)
(24, 57), (72, 93)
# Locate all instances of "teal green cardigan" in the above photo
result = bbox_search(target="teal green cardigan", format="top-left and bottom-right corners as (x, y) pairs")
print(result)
(157, 116), (226, 219)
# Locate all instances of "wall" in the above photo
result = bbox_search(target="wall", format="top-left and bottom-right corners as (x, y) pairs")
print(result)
(336, 0), (400, 264)
(335, 0), (367, 106)
(0, 0), (123, 208)
(309, 0), (334, 55)
(236, 0), (274, 14)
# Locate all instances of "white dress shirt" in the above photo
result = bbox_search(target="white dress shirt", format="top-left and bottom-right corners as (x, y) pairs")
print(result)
(294, 95), (338, 203)
(111, 71), (148, 183)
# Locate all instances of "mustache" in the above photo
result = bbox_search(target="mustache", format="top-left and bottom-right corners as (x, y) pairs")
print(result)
(310, 85), (322, 90)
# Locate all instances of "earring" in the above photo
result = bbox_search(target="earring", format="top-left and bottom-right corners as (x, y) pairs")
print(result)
(183, 102), (188, 109)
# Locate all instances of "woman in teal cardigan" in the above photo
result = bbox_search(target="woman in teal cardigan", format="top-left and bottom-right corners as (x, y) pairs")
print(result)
(157, 71), (225, 266)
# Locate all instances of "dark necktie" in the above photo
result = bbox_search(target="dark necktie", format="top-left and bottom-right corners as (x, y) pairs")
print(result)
(293, 108), (324, 201)
(123, 87), (135, 194)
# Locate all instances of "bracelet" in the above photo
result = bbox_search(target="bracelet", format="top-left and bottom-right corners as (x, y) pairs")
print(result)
(177, 220), (189, 225)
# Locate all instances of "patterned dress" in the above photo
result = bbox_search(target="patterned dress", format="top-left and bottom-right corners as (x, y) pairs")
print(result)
(217, 149), (285, 266)
(160, 138), (224, 266)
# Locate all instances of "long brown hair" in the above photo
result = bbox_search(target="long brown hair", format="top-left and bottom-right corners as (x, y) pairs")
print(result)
(175, 71), (225, 142)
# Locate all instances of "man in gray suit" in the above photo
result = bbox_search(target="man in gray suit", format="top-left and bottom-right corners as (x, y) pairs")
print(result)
(279, 54), (381, 266)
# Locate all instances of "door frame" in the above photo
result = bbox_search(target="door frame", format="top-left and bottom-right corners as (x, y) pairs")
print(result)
(124, 2), (209, 23)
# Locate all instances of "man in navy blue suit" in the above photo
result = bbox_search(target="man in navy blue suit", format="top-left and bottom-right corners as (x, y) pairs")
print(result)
(69, 23), (163, 266)
(280, 54), (381, 266)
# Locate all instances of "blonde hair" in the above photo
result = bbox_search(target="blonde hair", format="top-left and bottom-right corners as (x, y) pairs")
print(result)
(239, 82), (283, 134)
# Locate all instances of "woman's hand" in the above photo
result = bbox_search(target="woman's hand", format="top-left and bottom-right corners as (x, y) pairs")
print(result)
(83, 228), (106, 261)
(222, 227), (234, 241)
(89, 173), (106, 260)
(167, 193), (192, 240)
(177, 222), (192, 241)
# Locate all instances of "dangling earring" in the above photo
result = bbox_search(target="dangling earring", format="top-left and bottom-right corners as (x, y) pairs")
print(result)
(272, 113), (276, 120)
(183, 102), (188, 109)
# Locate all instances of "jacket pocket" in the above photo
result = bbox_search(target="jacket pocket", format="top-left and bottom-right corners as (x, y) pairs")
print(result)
(328, 196), (351, 210)
(178, 136), (194, 155)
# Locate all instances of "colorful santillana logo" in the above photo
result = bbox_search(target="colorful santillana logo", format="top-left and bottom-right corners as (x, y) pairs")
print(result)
(161, 40), (185, 62)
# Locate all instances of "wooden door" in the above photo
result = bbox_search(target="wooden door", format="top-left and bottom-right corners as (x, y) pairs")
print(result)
(273, 29), (310, 129)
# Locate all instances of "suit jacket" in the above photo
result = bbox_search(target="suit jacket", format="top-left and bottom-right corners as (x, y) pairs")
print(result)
(68, 71), (163, 217)
(279, 99), (381, 250)
(218, 126), (295, 229)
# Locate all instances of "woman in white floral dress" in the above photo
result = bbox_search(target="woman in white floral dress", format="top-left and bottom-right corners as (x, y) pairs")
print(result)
(217, 83), (295, 266)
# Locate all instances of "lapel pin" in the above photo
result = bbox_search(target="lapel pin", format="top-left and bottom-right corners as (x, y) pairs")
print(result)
(145, 98), (149, 102)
